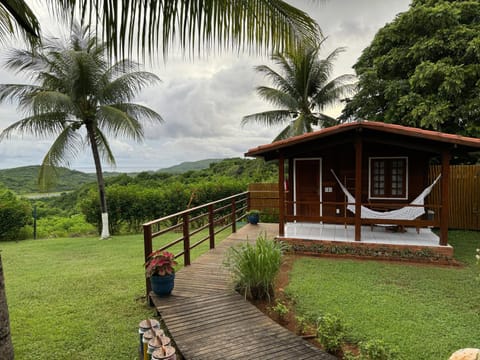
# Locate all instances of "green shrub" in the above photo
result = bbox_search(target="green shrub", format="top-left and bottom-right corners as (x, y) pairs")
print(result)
(79, 180), (247, 235)
(316, 313), (346, 353)
(0, 187), (31, 241)
(224, 233), (286, 300)
(295, 315), (310, 335)
(359, 339), (400, 360)
(36, 215), (96, 238)
(270, 300), (289, 322)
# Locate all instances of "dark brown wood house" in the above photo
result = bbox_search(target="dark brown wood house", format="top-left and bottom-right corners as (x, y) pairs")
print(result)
(245, 121), (480, 260)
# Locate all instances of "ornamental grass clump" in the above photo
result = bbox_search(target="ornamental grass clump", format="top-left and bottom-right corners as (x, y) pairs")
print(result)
(145, 251), (177, 277)
(224, 232), (287, 300)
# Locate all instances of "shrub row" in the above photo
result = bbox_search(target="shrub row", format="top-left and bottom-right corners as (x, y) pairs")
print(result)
(80, 178), (247, 235)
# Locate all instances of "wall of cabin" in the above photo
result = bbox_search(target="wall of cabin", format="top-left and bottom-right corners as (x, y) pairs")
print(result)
(287, 142), (432, 219)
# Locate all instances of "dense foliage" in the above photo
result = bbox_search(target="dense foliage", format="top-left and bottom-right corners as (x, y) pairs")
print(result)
(31, 158), (277, 237)
(342, 0), (480, 138)
(0, 186), (31, 241)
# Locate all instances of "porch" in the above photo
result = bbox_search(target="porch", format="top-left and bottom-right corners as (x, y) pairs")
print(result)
(284, 222), (439, 245)
(280, 222), (454, 262)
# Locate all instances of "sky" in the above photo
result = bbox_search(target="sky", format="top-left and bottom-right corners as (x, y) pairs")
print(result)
(0, 0), (411, 173)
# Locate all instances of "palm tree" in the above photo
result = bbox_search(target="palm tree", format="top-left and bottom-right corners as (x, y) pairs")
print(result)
(51, 0), (320, 59)
(242, 42), (355, 141)
(0, 24), (163, 239)
(0, 0), (39, 43)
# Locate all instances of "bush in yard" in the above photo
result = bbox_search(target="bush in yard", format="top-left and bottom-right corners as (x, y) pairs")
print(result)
(316, 313), (347, 354)
(0, 187), (31, 241)
(224, 233), (287, 300)
(36, 215), (96, 238)
(270, 300), (289, 322)
(358, 339), (400, 360)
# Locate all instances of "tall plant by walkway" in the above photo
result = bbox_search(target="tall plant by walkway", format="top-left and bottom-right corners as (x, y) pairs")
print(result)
(224, 233), (287, 301)
(242, 41), (355, 141)
(0, 24), (163, 239)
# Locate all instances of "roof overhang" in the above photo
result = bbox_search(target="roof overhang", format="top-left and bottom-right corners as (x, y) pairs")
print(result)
(245, 121), (480, 160)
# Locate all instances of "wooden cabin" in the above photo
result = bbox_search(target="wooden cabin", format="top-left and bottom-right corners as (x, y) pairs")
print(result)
(245, 121), (480, 260)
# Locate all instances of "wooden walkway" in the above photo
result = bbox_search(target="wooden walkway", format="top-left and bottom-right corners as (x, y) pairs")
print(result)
(150, 223), (336, 360)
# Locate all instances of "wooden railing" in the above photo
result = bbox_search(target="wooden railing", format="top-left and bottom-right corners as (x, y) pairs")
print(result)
(284, 200), (441, 229)
(143, 191), (249, 298)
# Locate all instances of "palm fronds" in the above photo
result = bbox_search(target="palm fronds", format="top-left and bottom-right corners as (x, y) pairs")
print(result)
(243, 41), (356, 140)
(51, 0), (321, 59)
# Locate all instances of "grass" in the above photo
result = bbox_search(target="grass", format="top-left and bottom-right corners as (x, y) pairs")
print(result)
(285, 230), (480, 359)
(0, 226), (233, 359)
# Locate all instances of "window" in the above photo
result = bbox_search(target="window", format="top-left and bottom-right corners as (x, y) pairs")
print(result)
(369, 157), (407, 199)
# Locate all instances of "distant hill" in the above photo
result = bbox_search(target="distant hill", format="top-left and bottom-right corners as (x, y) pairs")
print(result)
(0, 159), (225, 194)
(157, 159), (224, 174)
(0, 166), (111, 194)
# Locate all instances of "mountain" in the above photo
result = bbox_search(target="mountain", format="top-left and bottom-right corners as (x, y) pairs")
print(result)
(0, 166), (107, 194)
(0, 159), (225, 194)
(156, 159), (224, 173)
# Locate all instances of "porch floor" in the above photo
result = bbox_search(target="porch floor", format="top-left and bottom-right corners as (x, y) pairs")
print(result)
(284, 222), (444, 247)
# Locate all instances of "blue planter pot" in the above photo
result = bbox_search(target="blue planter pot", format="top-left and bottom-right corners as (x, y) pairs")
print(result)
(150, 273), (175, 296)
(247, 214), (259, 225)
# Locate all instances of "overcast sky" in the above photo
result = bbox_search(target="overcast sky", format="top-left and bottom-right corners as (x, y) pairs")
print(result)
(0, 0), (411, 172)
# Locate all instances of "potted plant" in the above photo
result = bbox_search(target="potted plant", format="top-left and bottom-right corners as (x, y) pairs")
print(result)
(145, 250), (178, 296)
(246, 209), (260, 225)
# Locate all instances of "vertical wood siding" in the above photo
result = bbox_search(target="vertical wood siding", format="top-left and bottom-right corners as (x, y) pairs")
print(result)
(249, 165), (480, 230)
(429, 165), (480, 230)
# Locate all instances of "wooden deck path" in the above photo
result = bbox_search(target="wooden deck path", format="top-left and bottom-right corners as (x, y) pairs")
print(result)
(150, 223), (336, 360)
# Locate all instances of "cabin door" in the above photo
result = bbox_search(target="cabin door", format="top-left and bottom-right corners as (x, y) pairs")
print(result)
(294, 159), (322, 220)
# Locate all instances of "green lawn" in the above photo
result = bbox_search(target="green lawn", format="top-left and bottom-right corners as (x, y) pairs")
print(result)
(285, 230), (480, 359)
(1, 228), (232, 359)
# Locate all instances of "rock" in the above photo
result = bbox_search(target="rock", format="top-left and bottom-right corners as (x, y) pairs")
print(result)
(449, 348), (480, 360)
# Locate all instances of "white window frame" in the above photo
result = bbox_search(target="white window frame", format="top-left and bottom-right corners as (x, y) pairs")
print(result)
(368, 156), (408, 200)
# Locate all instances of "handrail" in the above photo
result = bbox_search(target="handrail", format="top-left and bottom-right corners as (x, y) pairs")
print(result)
(143, 191), (249, 300)
(143, 191), (249, 226)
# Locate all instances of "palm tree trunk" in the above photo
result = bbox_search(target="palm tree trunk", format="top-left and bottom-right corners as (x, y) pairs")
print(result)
(0, 254), (14, 360)
(86, 123), (110, 239)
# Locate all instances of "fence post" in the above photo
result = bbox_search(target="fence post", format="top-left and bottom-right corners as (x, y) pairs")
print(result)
(231, 198), (237, 233)
(143, 224), (153, 304)
(182, 213), (191, 266)
(247, 191), (251, 212)
(208, 204), (215, 249)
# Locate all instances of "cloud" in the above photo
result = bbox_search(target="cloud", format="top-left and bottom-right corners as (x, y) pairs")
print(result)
(0, 0), (410, 172)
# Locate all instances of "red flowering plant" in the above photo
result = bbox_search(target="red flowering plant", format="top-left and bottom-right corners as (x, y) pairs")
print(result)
(145, 250), (178, 277)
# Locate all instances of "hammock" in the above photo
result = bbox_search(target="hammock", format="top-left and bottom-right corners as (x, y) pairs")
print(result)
(330, 169), (441, 220)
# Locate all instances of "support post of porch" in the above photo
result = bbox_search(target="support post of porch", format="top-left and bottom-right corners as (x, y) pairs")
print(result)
(440, 149), (451, 246)
(279, 154), (285, 237)
(355, 136), (363, 241)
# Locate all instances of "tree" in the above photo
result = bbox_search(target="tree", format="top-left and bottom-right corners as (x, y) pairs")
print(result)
(0, 0), (39, 43)
(0, 186), (31, 241)
(0, 254), (13, 359)
(4, 1), (320, 61)
(341, 0), (480, 138)
(53, 0), (320, 59)
(0, 24), (163, 239)
(242, 41), (355, 140)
